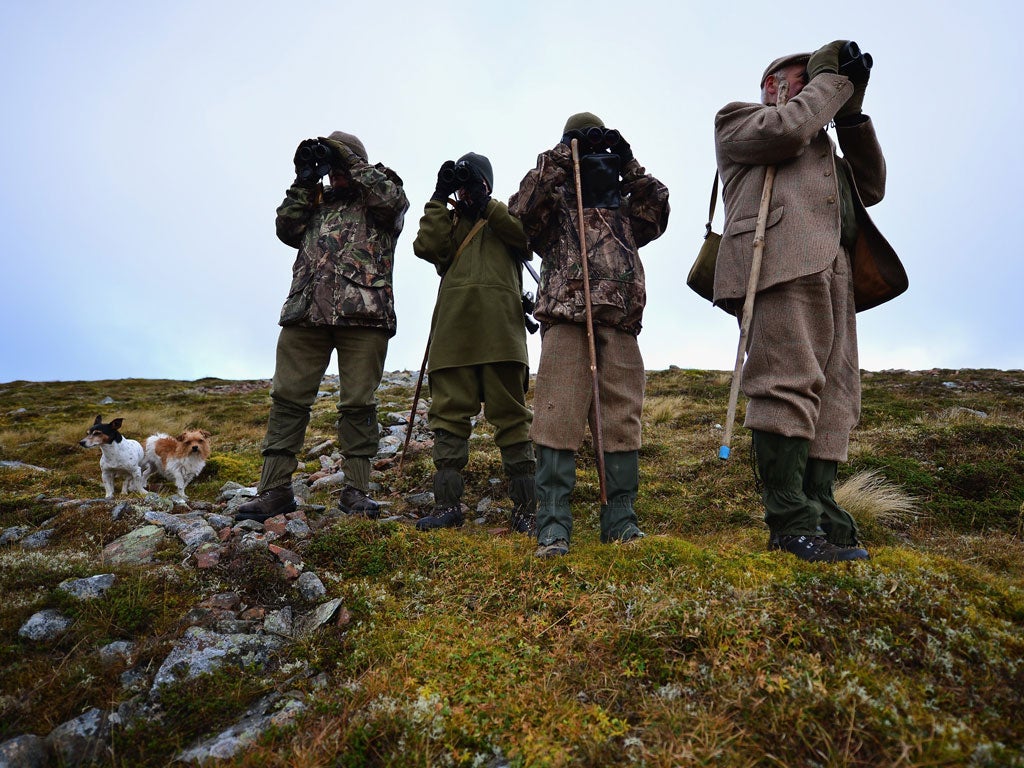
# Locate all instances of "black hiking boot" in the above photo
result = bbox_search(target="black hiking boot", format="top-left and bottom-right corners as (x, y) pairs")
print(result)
(771, 534), (869, 562)
(416, 505), (465, 531)
(337, 485), (381, 519)
(235, 485), (296, 523)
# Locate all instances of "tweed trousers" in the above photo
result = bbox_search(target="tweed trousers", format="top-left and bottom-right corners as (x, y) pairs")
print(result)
(531, 323), (645, 452)
(741, 248), (859, 462)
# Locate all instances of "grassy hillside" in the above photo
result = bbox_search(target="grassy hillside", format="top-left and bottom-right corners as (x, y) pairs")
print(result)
(0, 369), (1022, 766)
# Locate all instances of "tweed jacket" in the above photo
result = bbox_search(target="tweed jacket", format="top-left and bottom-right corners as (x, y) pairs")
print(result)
(713, 73), (897, 309)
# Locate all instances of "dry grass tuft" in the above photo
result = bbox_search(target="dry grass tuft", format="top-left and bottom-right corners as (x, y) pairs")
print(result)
(835, 469), (921, 531)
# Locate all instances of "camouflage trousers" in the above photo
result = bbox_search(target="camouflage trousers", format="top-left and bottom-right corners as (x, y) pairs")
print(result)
(258, 325), (388, 492)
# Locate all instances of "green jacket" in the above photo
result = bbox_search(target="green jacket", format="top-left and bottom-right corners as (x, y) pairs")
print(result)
(275, 161), (409, 335)
(412, 199), (531, 372)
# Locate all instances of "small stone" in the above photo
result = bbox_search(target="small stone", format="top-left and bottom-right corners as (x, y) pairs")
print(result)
(296, 571), (327, 601)
(19, 610), (73, 641)
(58, 574), (116, 600)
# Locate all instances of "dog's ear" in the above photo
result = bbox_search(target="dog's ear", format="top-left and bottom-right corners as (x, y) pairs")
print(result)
(93, 415), (102, 425)
(201, 430), (212, 439)
(110, 418), (123, 430)
(177, 431), (188, 441)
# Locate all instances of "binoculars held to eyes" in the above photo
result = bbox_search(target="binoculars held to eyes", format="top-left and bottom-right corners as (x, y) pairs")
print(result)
(439, 160), (482, 187)
(564, 126), (622, 153)
(295, 139), (335, 184)
(838, 41), (873, 84)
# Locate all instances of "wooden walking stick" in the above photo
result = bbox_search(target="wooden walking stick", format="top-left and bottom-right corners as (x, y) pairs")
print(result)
(570, 138), (608, 503)
(719, 77), (790, 460)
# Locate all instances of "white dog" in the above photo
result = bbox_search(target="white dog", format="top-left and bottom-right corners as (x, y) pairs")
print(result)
(78, 415), (145, 498)
(141, 429), (211, 499)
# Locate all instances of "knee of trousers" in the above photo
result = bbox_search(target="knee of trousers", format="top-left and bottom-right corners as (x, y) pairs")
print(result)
(263, 396), (312, 455)
(432, 428), (469, 471)
(501, 441), (535, 477)
(337, 405), (380, 457)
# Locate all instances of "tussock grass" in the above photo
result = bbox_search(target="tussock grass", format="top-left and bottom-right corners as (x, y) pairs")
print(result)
(835, 469), (922, 531)
(1, 370), (1023, 765)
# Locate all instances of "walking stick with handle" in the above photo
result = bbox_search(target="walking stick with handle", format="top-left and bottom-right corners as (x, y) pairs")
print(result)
(719, 78), (790, 460)
(570, 138), (608, 503)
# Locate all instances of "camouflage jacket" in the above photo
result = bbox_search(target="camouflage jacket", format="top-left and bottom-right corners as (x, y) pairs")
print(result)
(275, 160), (409, 334)
(508, 142), (669, 335)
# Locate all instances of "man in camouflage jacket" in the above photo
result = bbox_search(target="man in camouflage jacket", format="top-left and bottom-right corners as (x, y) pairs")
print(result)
(236, 130), (409, 522)
(714, 42), (902, 562)
(412, 152), (536, 534)
(509, 112), (669, 558)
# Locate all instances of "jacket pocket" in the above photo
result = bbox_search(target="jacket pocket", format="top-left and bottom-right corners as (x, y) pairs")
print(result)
(725, 205), (784, 236)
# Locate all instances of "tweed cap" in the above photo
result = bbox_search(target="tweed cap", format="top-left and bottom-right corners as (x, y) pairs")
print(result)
(327, 130), (368, 162)
(457, 152), (494, 192)
(760, 53), (811, 87)
(562, 112), (605, 134)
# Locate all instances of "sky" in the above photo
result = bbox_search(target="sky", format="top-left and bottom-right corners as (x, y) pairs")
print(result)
(1, 1), (1021, 383)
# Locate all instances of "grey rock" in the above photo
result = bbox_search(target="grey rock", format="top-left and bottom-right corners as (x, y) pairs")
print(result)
(58, 574), (116, 600)
(151, 627), (284, 693)
(285, 517), (311, 538)
(110, 501), (131, 520)
(46, 707), (109, 767)
(0, 460), (49, 473)
(206, 513), (234, 529)
(264, 607), (293, 637)
(310, 471), (347, 491)
(20, 529), (55, 549)
(0, 734), (49, 768)
(0, 526), (30, 546)
(98, 640), (136, 667)
(18, 610), (73, 641)
(306, 439), (335, 459)
(101, 525), (166, 566)
(175, 694), (305, 765)
(296, 571), (326, 601)
(294, 598), (344, 637)
(99, 396), (115, 405)
(406, 492), (434, 508)
(177, 519), (218, 550)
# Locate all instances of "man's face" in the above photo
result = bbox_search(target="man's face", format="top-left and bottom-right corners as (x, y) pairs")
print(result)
(764, 64), (807, 105)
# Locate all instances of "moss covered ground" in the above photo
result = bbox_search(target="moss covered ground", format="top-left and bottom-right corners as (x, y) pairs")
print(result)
(0, 369), (1021, 766)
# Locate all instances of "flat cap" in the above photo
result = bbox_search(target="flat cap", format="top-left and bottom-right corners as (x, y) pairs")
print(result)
(760, 52), (811, 87)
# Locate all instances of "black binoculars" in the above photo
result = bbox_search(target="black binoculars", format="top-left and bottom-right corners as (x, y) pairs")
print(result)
(439, 160), (476, 186)
(567, 126), (621, 153)
(296, 139), (334, 184)
(838, 41), (873, 83)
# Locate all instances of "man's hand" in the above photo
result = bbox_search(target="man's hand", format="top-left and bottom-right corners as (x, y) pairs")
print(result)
(807, 40), (847, 80)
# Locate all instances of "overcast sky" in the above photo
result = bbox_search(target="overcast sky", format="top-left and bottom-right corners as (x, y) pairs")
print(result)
(1, 1), (1020, 383)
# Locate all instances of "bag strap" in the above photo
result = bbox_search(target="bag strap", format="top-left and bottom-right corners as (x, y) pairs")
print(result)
(705, 171), (719, 239)
(454, 218), (487, 263)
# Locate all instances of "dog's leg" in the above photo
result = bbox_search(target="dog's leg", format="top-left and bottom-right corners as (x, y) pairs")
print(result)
(102, 469), (116, 498)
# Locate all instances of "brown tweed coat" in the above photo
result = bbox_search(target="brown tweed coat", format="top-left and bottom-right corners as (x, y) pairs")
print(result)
(712, 73), (895, 306)
(713, 72), (901, 459)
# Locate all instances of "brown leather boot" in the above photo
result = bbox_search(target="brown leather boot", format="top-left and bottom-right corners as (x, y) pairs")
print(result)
(235, 484), (296, 523)
(337, 484), (381, 519)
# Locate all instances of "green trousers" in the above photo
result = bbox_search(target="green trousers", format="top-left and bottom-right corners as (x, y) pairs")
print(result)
(258, 325), (387, 493)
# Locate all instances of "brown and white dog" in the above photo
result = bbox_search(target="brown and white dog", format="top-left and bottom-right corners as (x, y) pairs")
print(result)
(79, 415), (145, 498)
(140, 429), (212, 499)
